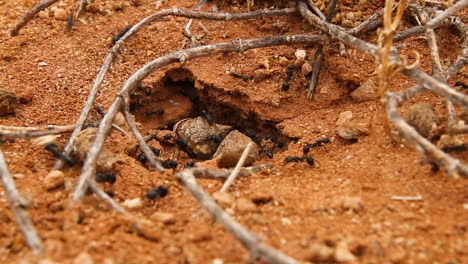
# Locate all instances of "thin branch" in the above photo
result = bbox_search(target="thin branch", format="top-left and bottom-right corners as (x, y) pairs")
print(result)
(88, 180), (128, 215)
(220, 142), (253, 192)
(307, 0), (338, 98)
(71, 33), (324, 201)
(177, 169), (298, 264)
(0, 125), (75, 139)
(53, 7), (298, 172)
(0, 147), (43, 252)
(121, 104), (164, 171)
(427, 0), (468, 29)
(75, 0), (91, 19)
(10, 0), (60, 36)
(183, 0), (207, 48)
(306, 0), (326, 20)
(348, 8), (384, 36)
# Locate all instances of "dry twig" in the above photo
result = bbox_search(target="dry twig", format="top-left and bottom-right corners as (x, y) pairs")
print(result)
(177, 168), (298, 264)
(0, 125), (74, 139)
(220, 142), (253, 192)
(183, 0), (208, 48)
(121, 103), (164, 171)
(0, 147), (43, 252)
(10, 0), (60, 36)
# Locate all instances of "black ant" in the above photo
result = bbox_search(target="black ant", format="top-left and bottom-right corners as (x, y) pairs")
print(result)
(303, 138), (331, 153)
(441, 144), (467, 153)
(144, 109), (164, 117)
(185, 161), (195, 168)
(228, 71), (252, 81)
(45, 143), (74, 166)
(137, 147), (161, 164)
(454, 81), (468, 89)
(201, 110), (215, 125)
(265, 134), (284, 148)
(162, 159), (178, 169)
(262, 147), (274, 158)
(95, 173), (116, 184)
(163, 134), (174, 141)
(204, 135), (223, 144)
(66, 16), (74, 30)
(429, 161), (439, 172)
(282, 65), (295, 91)
(94, 106), (106, 116)
(174, 138), (196, 158)
(112, 25), (132, 44)
(146, 185), (169, 200)
(284, 155), (314, 165)
(105, 190), (115, 198)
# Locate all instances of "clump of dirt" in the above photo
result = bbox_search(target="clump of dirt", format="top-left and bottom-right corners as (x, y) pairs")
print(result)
(0, 87), (19, 116)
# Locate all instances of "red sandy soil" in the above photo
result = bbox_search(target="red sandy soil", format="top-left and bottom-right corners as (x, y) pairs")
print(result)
(0, 0), (467, 263)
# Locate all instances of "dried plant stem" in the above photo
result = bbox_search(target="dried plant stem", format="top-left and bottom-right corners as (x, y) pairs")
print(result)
(306, 0), (326, 20)
(10, 0), (60, 36)
(0, 125), (75, 139)
(220, 142), (253, 192)
(88, 180), (128, 214)
(348, 8), (384, 36)
(307, 0), (338, 98)
(53, 7), (298, 172)
(177, 169), (298, 264)
(71, 34), (324, 201)
(426, 0), (468, 29)
(0, 147), (43, 252)
(75, 0), (91, 18)
(183, 0), (208, 47)
(121, 105), (164, 171)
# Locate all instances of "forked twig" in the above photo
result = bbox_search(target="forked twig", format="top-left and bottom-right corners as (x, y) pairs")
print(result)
(71, 33), (324, 201)
(0, 147), (43, 252)
(220, 142), (253, 192)
(426, 0), (468, 28)
(177, 168), (298, 264)
(183, 0), (207, 48)
(10, 0), (60, 36)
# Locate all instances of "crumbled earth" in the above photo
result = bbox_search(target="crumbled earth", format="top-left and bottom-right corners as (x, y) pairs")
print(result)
(0, 0), (467, 263)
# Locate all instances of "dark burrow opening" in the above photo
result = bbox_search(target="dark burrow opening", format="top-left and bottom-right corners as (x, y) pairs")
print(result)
(129, 68), (292, 164)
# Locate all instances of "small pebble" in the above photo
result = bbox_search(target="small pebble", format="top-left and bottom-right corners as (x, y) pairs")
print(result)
(301, 61), (313, 75)
(123, 198), (143, 209)
(336, 111), (369, 139)
(44, 170), (65, 190)
(213, 191), (234, 208)
(53, 8), (68, 21)
(303, 243), (334, 262)
(342, 196), (363, 213)
(351, 79), (378, 102)
(72, 252), (94, 264)
(150, 212), (175, 224)
(334, 241), (357, 262)
(236, 198), (256, 212)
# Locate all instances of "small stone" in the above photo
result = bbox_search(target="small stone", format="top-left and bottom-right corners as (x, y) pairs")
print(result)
(301, 61), (312, 75)
(336, 111), (369, 139)
(187, 227), (212, 242)
(342, 196), (363, 213)
(13, 173), (25, 179)
(351, 79), (378, 102)
(437, 134), (463, 149)
(463, 203), (468, 210)
(303, 243), (334, 262)
(74, 128), (118, 170)
(44, 170), (65, 190)
(38, 11), (49, 19)
(0, 87), (19, 116)
(402, 103), (439, 138)
(278, 56), (290, 66)
(53, 8), (68, 21)
(73, 252), (94, 264)
(212, 259), (224, 264)
(236, 198), (256, 212)
(123, 198), (143, 209)
(150, 212), (175, 224)
(252, 69), (270, 82)
(114, 112), (126, 127)
(213, 191), (234, 208)
(295, 49), (306, 61)
(334, 241), (357, 262)
(212, 130), (259, 168)
(38, 62), (48, 66)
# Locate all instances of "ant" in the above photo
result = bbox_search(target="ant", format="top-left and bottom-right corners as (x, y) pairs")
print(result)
(95, 173), (116, 184)
(105, 190), (115, 198)
(175, 138), (196, 158)
(146, 185), (169, 200)
(112, 25), (132, 44)
(260, 147), (274, 158)
(265, 134), (284, 148)
(66, 16), (74, 30)
(441, 144), (467, 153)
(204, 135), (223, 144)
(201, 110), (215, 125)
(144, 109), (164, 117)
(162, 159), (178, 169)
(228, 71), (252, 81)
(428, 161), (439, 172)
(94, 106), (106, 116)
(284, 155), (314, 165)
(303, 138), (331, 154)
(137, 147), (161, 164)
(45, 143), (74, 166)
(454, 81), (468, 89)
(282, 65), (295, 91)
(163, 134), (174, 140)
(185, 161), (195, 168)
